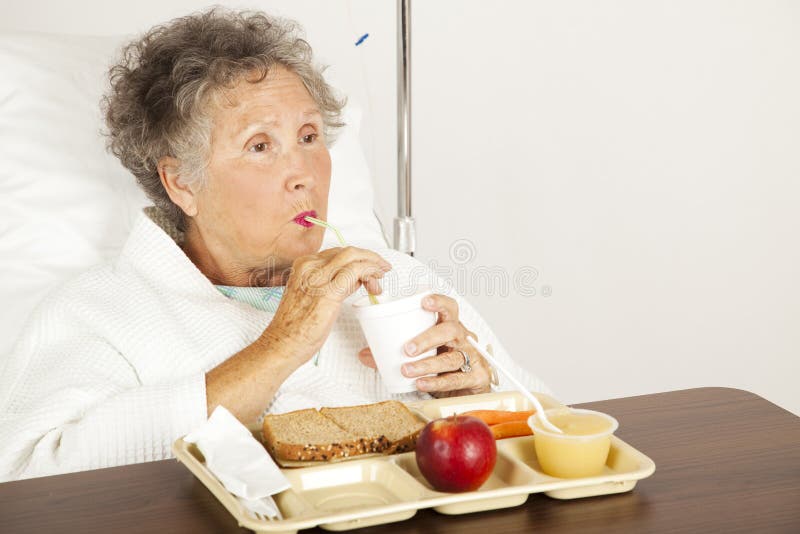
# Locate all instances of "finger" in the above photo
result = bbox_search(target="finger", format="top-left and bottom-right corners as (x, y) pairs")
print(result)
(291, 253), (327, 275)
(401, 350), (467, 378)
(363, 275), (383, 295)
(320, 246), (392, 277)
(328, 261), (388, 301)
(421, 293), (459, 322)
(403, 321), (462, 357)
(357, 347), (377, 369)
(314, 246), (344, 258)
(297, 247), (390, 289)
(415, 369), (485, 393)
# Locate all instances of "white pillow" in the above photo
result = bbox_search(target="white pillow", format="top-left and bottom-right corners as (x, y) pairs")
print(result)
(0, 31), (388, 358)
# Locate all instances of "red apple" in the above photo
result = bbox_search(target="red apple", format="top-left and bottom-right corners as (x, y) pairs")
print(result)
(414, 414), (497, 492)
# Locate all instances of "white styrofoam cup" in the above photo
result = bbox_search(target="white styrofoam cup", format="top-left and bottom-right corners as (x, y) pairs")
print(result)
(351, 289), (436, 394)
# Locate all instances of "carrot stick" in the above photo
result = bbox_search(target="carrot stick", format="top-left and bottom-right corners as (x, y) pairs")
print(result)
(461, 409), (536, 426)
(490, 421), (534, 440)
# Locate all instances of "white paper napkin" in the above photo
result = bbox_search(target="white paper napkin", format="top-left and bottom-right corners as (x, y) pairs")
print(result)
(184, 406), (290, 519)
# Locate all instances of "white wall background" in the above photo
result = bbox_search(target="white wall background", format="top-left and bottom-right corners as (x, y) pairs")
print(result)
(2, 0), (798, 415)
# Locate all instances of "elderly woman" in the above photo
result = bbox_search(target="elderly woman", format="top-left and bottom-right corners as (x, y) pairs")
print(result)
(0, 9), (548, 481)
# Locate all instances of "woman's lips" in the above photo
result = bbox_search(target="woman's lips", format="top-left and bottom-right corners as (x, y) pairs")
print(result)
(293, 210), (317, 227)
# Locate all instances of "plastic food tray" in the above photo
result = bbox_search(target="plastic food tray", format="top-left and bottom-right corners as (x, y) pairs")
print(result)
(172, 392), (656, 534)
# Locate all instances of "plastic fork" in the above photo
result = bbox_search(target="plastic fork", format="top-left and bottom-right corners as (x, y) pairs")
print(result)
(236, 495), (282, 521)
(466, 336), (563, 434)
(246, 509), (272, 522)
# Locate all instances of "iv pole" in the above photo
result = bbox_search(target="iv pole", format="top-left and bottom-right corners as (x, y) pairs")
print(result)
(394, 0), (415, 255)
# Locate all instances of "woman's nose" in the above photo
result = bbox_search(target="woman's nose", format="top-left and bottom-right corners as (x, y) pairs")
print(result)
(286, 175), (311, 191)
(284, 150), (315, 192)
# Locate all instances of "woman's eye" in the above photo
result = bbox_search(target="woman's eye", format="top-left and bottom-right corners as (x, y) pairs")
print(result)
(249, 142), (269, 153)
(301, 133), (318, 144)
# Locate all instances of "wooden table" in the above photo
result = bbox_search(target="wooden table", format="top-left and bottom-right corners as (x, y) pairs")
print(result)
(1, 387), (798, 533)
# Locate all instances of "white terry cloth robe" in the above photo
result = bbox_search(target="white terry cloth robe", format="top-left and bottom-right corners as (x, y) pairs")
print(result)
(0, 208), (551, 481)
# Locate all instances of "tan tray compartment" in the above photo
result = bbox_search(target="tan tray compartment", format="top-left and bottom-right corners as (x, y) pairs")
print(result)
(173, 391), (656, 533)
(497, 434), (656, 499)
(397, 390), (566, 514)
(174, 442), (430, 534)
(280, 459), (426, 530)
(392, 450), (537, 514)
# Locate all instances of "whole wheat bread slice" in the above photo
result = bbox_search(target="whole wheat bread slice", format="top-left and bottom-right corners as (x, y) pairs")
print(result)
(320, 401), (425, 454)
(260, 408), (364, 462)
(261, 401), (425, 463)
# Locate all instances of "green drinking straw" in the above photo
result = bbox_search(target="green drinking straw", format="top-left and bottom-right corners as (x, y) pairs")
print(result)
(304, 216), (380, 305)
(304, 216), (380, 367)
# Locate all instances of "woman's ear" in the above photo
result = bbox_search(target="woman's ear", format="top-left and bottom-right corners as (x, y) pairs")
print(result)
(157, 156), (198, 217)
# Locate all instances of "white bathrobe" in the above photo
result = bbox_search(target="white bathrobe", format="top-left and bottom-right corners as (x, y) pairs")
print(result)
(0, 209), (550, 481)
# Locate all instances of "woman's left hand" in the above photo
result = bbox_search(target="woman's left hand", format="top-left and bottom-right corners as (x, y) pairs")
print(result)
(357, 293), (492, 397)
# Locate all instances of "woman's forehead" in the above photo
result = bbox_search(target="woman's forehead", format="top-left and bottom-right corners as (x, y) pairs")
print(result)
(209, 68), (320, 138)
(214, 66), (316, 111)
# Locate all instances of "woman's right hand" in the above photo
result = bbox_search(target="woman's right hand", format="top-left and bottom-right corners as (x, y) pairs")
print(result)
(261, 246), (392, 365)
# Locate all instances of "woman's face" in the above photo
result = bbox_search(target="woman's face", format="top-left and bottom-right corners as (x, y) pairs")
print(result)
(189, 66), (331, 283)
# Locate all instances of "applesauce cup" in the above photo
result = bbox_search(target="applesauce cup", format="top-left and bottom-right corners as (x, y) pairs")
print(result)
(351, 289), (436, 394)
(528, 408), (619, 479)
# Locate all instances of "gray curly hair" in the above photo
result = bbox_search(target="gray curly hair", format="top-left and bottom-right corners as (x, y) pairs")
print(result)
(102, 7), (346, 231)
